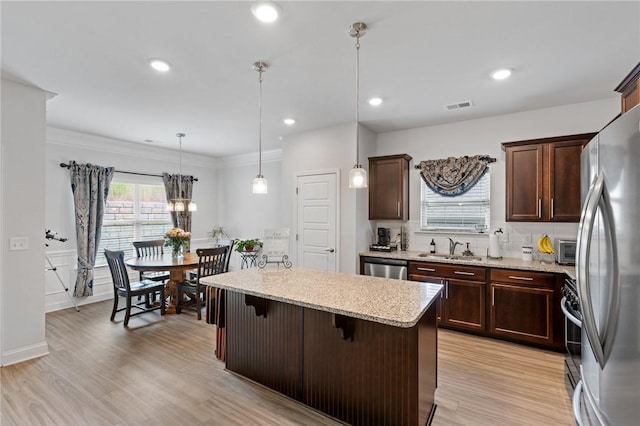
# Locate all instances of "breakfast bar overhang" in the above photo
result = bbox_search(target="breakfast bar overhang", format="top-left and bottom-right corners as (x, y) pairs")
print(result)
(202, 267), (442, 426)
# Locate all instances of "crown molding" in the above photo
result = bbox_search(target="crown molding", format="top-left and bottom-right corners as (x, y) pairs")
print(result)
(218, 149), (282, 168)
(47, 126), (220, 169)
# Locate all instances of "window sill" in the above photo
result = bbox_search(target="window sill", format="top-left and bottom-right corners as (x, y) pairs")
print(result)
(416, 229), (489, 236)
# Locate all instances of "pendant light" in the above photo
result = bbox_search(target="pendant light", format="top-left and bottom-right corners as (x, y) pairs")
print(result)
(252, 61), (268, 194)
(348, 22), (368, 189)
(167, 133), (197, 212)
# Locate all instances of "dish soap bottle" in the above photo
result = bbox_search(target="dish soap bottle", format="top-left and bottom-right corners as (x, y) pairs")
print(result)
(430, 239), (436, 254)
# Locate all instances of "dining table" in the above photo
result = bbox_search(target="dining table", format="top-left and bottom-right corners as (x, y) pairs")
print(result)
(125, 252), (199, 314)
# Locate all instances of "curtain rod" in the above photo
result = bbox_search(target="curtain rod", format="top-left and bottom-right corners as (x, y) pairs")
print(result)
(413, 155), (496, 169)
(59, 162), (198, 181)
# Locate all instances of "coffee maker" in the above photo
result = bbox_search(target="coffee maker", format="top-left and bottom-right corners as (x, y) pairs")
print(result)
(370, 227), (396, 252)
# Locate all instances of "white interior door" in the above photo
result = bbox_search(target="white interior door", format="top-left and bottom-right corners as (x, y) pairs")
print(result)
(296, 173), (338, 271)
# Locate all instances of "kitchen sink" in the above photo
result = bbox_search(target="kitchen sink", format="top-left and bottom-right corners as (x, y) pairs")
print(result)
(417, 253), (483, 262)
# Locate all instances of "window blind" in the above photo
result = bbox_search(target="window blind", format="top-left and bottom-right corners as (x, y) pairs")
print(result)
(97, 182), (172, 265)
(420, 173), (490, 231)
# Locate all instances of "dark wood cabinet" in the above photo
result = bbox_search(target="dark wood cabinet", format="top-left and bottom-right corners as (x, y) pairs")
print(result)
(409, 262), (486, 332)
(615, 61), (640, 114)
(489, 269), (555, 346)
(368, 154), (412, 221)
(503, 133), (595, 222)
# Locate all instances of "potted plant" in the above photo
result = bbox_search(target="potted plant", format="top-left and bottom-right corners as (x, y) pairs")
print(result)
(209, 226), (231, 246)
(235, 238), (261, 253)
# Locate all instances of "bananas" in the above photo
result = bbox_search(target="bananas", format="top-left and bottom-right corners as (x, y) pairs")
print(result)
(537, 234), (555, 254)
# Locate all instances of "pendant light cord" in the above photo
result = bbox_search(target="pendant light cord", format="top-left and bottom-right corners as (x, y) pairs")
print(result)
(258, 67), (263, 177)
(355, 31), (360, 167)
(177, 133), (185, 199)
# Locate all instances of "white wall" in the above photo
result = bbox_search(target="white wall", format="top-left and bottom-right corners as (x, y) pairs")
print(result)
(216, 150), (283, 271)
(44, 127), (219, 312)
(1, 79), (49, 366)
(282, 122), (373, 274)
(374, 97), (620, 258)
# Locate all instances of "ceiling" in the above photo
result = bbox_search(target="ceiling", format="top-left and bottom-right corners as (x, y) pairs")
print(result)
(2, 1), (639, 157)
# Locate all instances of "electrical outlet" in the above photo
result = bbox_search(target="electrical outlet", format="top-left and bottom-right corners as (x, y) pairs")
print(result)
(498, 232), (509, 244)
(9, 237), (29, 251)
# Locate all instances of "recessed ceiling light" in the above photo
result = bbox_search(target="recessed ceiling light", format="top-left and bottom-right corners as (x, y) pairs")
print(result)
(149, 59), (171, 72)
(368, 97), (383, 106)
(283, 118), (296, 125)
(491, 68), (512, 80)
(251, 3), (280, 23)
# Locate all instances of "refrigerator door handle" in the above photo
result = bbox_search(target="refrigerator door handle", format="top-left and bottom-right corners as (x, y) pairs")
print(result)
(579, 366), (611, 426)
(577, 172), (619, 369)
(572, 380), (584, 426)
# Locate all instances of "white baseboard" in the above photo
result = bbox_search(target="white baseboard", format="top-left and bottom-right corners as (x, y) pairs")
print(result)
(2, 341), (49, 367)
(45, 289), (113, 313)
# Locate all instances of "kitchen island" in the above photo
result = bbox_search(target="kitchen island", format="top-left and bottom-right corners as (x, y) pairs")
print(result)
(201, 267), (442, 426)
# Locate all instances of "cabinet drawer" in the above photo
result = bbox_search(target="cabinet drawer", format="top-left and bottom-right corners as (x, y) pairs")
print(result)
(410, 261), (486, 280)
(490, 269), (554, 287)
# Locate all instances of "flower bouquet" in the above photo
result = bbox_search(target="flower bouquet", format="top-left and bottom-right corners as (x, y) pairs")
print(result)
(164, 227), (191, 258)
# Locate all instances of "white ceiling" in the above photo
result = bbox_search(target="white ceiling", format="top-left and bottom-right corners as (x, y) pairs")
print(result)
(2, 1), (639, 157)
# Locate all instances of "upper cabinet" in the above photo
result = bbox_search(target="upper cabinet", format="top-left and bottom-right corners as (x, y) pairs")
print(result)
(503, 133), (596, 222)
(368, 154), (412, 221)
(615, 61), (640, 114)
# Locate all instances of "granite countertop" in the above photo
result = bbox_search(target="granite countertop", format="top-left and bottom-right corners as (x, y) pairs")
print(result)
(201, 267), (443, 328)
(360, 250), (576, 279)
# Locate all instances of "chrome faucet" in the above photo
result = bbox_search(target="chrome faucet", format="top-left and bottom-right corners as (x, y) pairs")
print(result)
(448, 238), (462, 255)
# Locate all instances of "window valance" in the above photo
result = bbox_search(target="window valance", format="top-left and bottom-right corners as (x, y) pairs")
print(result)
(416, 155), (496, 196)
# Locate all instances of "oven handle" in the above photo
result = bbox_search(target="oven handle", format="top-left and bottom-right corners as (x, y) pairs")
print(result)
(560, 296), (582, 328)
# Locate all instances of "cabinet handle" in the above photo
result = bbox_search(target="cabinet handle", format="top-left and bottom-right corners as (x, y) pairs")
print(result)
(454, 271), (474, 276)
(538, 199), (542, 218)
(417, 267), (435, 272)
(491, 286), (495, 306)
(550, 198), (554, 219)
(508, 275), (534, 281)
(445, 280), (449, 299)
(397, 201), (400, 217)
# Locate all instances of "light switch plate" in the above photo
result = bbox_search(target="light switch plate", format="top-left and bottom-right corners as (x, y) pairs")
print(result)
(9, 237), (29, 251)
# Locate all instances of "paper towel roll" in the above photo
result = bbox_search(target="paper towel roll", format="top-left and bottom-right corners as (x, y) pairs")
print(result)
(488, 234), (501, 258)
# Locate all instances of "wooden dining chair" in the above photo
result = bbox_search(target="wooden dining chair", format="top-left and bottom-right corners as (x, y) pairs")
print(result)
(176, 246), (228, 320)
(104, 249), (166, 326)
(132, 239), (170, 282)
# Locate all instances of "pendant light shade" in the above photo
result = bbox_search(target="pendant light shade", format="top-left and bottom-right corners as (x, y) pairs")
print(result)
(166, 133), (197, 212)
(252, 61), (269, 194)
(348, 22), (368, 189)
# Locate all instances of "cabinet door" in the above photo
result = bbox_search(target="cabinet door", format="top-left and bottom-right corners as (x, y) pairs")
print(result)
(506, 144), (543, 221)
(409, 273), (444, 323)
(442, 279), (485, 331)
(369, 155), (410, 220)
(490, 282), (554, 345)
(548, 140), (585, 222)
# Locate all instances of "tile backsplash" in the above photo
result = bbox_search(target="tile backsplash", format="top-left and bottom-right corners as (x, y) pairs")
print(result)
(371, 220), (578, 259)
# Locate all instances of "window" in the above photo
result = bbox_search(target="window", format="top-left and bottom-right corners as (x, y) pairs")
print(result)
(420, 173), (490, 232)
(97, 182), (172, 265)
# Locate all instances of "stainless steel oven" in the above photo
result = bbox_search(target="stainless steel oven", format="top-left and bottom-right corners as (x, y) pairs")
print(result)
(561, 277), (582, 393)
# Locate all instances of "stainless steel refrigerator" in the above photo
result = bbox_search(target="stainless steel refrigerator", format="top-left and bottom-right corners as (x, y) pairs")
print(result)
(574, 104), (640, 425)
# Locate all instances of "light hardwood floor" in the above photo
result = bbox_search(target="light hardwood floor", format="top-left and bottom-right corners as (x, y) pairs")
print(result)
(1, 300), (573, 425)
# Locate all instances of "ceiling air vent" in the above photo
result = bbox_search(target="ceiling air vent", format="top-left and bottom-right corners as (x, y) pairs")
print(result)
(444, 100), (474, 111)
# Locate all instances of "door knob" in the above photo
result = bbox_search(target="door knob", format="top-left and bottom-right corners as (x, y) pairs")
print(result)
(325, 248), (335, 253)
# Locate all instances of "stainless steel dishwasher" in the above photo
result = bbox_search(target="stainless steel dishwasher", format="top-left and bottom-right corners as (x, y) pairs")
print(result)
(362, 256), (408, 280)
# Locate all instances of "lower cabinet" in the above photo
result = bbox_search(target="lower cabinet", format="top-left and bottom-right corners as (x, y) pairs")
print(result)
(489, 269), (555, 346)
(407, 260), (564, 350)
(409, 262), (486, 332)
(444, 278), (485, 331)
